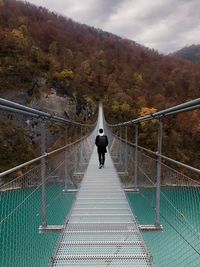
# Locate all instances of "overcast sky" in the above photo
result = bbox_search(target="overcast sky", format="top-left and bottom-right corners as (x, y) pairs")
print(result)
(26, 0), (200, 54)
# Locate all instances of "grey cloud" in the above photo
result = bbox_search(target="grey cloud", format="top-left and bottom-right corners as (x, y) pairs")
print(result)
(75, 0), (123, 26)
(103, 0), (200, 53)
(26, 0), (200, 53)
(91, 0), (123, 20)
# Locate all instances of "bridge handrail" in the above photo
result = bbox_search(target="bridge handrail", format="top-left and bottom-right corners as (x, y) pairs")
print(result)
(112, 133), (200, 175)
(0, 133), (90, 179)
(0, 98), (94, 127)
(108, 98), (200, 126)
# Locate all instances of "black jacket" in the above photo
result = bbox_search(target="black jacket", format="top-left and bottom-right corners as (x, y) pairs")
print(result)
(95, 135), (108, 153)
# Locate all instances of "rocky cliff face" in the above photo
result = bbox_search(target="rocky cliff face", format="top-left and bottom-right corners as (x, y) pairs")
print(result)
(0, 83), (95, 183)
(0, 80), (95, 121)
(29, 88), (77, 119)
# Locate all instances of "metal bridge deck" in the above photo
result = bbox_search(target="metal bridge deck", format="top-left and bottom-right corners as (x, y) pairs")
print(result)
(51, 149), (153, 267)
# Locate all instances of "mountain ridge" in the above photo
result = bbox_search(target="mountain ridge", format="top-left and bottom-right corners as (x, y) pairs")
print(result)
(1, 0), (199, 109)
(171, 44), (200, 65)
(0, 0), (199, 174)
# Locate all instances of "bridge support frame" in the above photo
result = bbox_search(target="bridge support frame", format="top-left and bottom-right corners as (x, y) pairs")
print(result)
(41, 119), (47, 228)
(75, 126), (78, 173)
(134, 124), (139, 190)
(64, 127), (68, 191)
(125, 126), (128, 173)
(120, 126), (122, 164)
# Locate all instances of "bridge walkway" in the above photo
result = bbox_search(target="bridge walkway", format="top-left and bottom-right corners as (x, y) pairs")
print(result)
(51, 147), (153, 266)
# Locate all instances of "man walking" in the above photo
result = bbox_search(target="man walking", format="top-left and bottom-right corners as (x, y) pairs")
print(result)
(95, 128), (108, 169)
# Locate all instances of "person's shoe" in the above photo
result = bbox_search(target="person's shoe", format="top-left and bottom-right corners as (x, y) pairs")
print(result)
(102, 164), (104, 168)
(99, 164), (103, 169)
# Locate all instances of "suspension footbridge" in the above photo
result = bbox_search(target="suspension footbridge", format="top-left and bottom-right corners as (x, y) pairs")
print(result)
(0, 98), (200, 267)
(51, 149), (152, 266)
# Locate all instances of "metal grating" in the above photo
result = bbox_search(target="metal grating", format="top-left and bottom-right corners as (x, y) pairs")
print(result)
(56, 243), (146, 255)
(72, 208), (131, 215)
(51, 148), (153, 266)
(74, 203), (129, 209)
(51, 258), (152, 267)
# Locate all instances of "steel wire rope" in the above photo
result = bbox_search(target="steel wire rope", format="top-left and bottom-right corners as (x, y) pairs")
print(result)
(136, 162), (200, 240)
(117, 137), (200, 232)
(38, 139), (92, 216)
(137, 190), (200, 258)
(138, 189), (200, 258)
(0, 178), (42, 225)
(159, 213), (200, 257)
(121, 143), (200, 249)
(1, 152), (69, 224)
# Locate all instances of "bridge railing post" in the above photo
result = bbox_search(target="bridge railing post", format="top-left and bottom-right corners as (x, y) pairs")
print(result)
(80, 126), (83, 162)
(120, 126), (122, 164)
(83, 126), (87, 161)
(75, 126), (78, 173)
(64, 127), (68, 191)
(125, 126), (128, 173)
(155, 117), (163, 227)
(41, 118), (47, 227)
(116, 127), (118, 158)
(134, 124), (139, 189)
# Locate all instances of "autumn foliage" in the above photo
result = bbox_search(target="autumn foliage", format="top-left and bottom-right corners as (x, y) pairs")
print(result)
(0, 0), (199, 171)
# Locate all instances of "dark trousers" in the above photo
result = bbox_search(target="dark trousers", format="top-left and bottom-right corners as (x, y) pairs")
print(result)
(98, 152), (105, 165)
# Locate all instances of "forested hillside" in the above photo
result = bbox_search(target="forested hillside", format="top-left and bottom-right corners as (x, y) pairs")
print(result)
(0, 0), (199, 173)
(171, 45), (200, 65)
